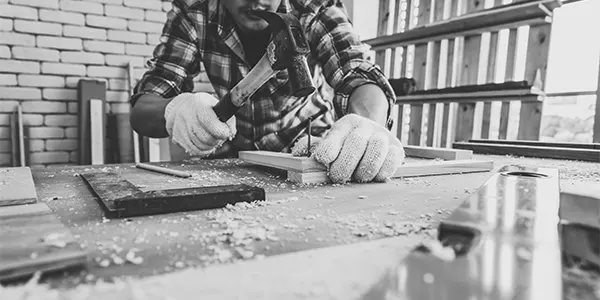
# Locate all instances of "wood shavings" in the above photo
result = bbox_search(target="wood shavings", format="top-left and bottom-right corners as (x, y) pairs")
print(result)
(125, 250), (144, 265)
(42, 232), (68, 248)
(234, 247), (254, 260)
(98, 259), (110, 268)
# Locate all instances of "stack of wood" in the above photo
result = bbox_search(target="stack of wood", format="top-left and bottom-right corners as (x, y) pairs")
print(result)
(0, 167), (87, 281)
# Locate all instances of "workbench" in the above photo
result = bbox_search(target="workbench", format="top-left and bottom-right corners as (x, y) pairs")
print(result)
(2, 154), (599, 299)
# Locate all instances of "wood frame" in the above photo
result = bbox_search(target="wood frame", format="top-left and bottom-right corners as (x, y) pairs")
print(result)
(369, 0), (560, 148)
(364, 0), (559, 50)
(239, 148), (493, 184)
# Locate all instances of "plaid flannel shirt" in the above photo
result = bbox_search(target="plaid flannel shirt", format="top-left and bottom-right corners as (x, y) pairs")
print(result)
(132, 0), (397, 158)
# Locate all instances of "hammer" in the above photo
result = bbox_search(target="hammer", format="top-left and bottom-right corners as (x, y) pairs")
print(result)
(212, 10), (316, 122)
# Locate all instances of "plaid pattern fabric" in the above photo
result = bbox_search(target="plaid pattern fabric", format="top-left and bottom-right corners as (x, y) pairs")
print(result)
(132, 0), (397, 157)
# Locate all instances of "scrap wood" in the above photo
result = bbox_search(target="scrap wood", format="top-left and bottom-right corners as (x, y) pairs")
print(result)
(0, 167), (38, 207)
(0, 203), (87, 281)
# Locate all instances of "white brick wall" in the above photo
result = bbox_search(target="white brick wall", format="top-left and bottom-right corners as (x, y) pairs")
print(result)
(0, 0), (213, 167)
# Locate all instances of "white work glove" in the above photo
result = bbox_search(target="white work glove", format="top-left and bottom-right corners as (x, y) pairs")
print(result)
(164, 92), (236, 157)
(291, 114), (405, 183)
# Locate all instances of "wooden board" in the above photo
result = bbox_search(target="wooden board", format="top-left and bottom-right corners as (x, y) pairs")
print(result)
(287, 159), (494, 184)
(469, 139), (600, 149)
(0, 167), (38, 206)
(90, 99), (105, 165)
(239, 151), (493, 184)
(80, 172), (266, 218)
(238, 151), (327, 173)
(453, 141), (600, 162)
(0, 203), (87, 280)
(78, 79), (106, 165)
(403, 145), (472, 160)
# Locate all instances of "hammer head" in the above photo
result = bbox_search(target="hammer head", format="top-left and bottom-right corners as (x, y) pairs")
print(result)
(250, 10), (316, 98)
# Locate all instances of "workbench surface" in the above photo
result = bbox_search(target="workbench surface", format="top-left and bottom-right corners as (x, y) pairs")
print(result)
(3, 154), (600, 299)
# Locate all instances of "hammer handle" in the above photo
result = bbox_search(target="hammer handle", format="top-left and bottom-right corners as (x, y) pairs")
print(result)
(213, 93), (237, 122)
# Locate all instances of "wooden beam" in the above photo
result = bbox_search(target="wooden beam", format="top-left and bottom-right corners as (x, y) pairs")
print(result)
(453, 141), (600, 162)
(404, 145), (473, 160)
(363, 0), (559, 50)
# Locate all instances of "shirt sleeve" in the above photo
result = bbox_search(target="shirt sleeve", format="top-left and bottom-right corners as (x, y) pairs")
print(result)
(130, 1), (202, 107)
(304, 2), (397, 129)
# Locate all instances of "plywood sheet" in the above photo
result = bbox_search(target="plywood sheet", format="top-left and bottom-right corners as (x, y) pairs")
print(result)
(0, 167), (38, 207)
(0, 203), (87, 280)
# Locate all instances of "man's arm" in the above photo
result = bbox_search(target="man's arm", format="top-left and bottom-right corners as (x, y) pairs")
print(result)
(130, 1), (201, 138)
(304, 2), (396, 129)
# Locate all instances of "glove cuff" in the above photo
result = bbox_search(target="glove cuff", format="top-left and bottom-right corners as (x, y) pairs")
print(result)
(164, 93), (193, 135)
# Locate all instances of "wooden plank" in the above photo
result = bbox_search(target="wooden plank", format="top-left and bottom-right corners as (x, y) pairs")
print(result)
(0, 203), (87, 280)
(518, 24), (552, 140)
(408, 0), (433, 146)
(10, 104), (26, 167)
(80, 172), (266, 218)
(116, 113), (135, 163)
(468, 139), (600, 149)
(453, 142), (600, 162)
(90, 99), (105, 165)
(363, 0), (558, 50)
(127, 62), (141, 164)
(396, 86), (543, 103)
(238, 151), (327, 173)
(404, 145), (473, 160)
(78, 80), (106, 165)
(498, 28), (518, 140)
(0, 167), (38, 206)
(374, 0), (391, 70)
(481, 30), (500, 139)
(593, 53), (600, 143)
(287, 159), (494, 184)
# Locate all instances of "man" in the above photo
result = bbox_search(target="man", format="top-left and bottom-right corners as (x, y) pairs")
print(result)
(130, 0), (405, 184)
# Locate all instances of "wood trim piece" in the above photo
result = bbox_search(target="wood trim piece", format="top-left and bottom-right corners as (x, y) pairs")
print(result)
(363, 0), (559, 50)
(287, 159), (494, 184)
(404, 145), (473, 160)
(468, 139), (600, 149)
(594, 53), (600, 143)
(238, 151), (327, 173)
(453, 141), (600, 162)
(78, 79), (106, 165)
(90, 98), (105, 165)
(392, 159), (494, 178)
(396, 87), (544, 104)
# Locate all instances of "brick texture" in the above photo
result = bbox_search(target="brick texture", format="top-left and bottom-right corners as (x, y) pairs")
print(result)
(0, 0), (209, 166)
(14, 20), (62, 36)
(12, 46), (60, 61)
(0, 18), (13, 31)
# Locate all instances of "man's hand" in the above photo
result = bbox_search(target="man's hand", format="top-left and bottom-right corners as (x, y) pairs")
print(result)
(292, 114), (405, 183)
(164, 92), (236, 157)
